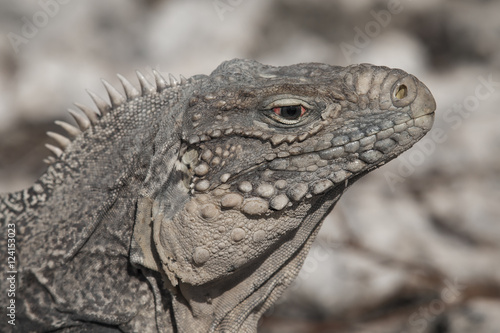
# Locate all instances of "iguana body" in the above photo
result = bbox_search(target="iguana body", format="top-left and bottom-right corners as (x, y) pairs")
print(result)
(0, 59), (435, 332)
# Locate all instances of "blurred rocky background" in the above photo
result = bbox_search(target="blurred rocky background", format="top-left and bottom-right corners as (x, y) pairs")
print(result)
(1, 0), (499, 332)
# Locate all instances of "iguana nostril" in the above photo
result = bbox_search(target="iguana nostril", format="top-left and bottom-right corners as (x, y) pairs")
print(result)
(395, 84), (408, 99)
(389, 75), (418, 107)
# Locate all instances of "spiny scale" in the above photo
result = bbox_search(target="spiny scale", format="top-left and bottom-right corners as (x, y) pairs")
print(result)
(74, 102), (99, 125)
(45, 143), (63, 157)
(101, 79), (126, 107)
(169, 73), (178, 87)
(153, 70), (167, 91)
(68, 109), (90, 131)
(136, 71), (155, 95)
(117, 74), (140, 99)
(43, 156), (56, 165)
(44, 69), (188, 163)
(55, 120), (82, 138)
(47, 131), (71, 149)
(86, 89), (111, 116)
(179, 74), (188, 85)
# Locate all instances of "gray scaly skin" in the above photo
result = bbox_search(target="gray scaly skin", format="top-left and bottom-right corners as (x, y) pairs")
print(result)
(0, 59), (435, 332)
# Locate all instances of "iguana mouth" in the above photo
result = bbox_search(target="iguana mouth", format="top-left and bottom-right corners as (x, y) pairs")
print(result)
(184, 106), (435, 218)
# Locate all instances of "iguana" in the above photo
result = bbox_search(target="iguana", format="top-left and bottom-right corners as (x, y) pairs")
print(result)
(0, 59), (435, 332)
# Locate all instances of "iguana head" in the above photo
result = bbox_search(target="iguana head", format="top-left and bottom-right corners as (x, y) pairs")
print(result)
(152, 59), (435, 289)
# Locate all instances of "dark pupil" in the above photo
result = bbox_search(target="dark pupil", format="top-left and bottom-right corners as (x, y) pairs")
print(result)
(281, 105), (301, 119)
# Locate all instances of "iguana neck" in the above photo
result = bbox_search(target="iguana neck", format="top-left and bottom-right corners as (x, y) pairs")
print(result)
(12, 86), (190, 268)
(164, 184), (345, 332)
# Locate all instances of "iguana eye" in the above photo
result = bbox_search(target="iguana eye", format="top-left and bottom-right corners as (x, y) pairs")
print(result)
(272, 105), (306, 120)
(265, 98), (312, 125)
